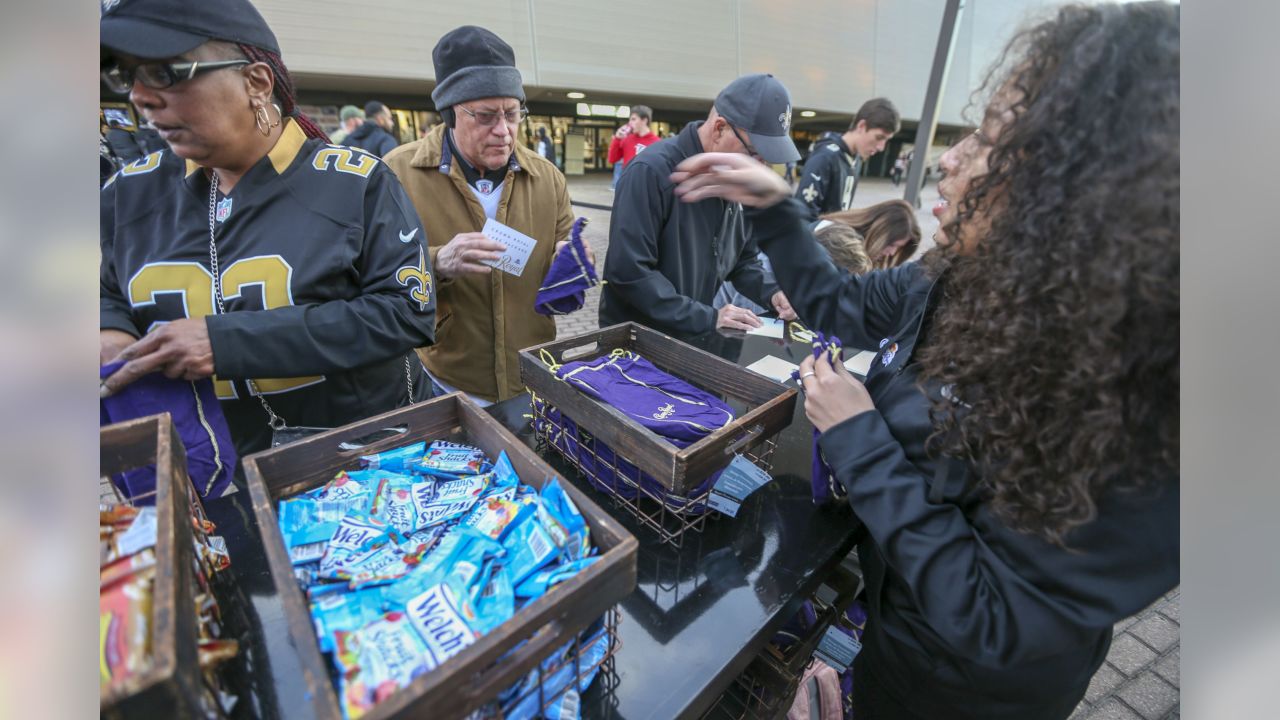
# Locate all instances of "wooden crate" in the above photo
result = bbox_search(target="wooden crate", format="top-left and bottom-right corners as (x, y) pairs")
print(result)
(519, 322), (798, 496)
(242, 393), (639, 720)
(100, 413), (203, 719)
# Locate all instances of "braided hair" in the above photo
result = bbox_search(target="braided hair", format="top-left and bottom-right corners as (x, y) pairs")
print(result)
(235, 43), (329, 142)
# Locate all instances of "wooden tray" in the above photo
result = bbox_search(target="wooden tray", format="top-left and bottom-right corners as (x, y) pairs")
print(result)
(100, 413), (203, 718)
(519, 322), (798, 496)
(242, 392), (639, 720)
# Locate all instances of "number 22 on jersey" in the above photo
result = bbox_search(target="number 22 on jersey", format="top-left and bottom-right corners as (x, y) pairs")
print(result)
(127, 255), (323, 400)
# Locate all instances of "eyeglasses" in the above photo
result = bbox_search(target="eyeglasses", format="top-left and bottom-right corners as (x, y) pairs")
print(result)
(457, 104), (529, 127)
(101, 59), (251, 94)
(727, 123), (762, 161)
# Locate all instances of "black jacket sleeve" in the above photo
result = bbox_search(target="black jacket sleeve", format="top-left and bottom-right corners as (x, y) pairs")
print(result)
(725, 221), (780, 310)
(99, 177), (139, 338)
(207, 164), (436, 378)
(819, 411), (1179, 667)
(794, 150), (836, 221)
(746, 198), (917, 351)
(604, 162), (718, 333)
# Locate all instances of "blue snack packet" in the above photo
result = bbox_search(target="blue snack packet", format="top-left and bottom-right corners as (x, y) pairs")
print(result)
(278, 470), (383, 542)
(501, 513), (561, 586)
(371, 474), (489, 534)
(403, 581), (483, 669)
(334, 611), (434, 720)
(538, 478), (590, 562)
(318, 513), (401, 581)
(473, 563), (516, 635)
(460, 492), (532, 541)
(513, 557), (600, 599)
(358, 441), (425, 474)
(503, 625), (611, 720)
(310, 586), (388, 654)
(492, 450), (521, 490)
(411, 440), (491, 478)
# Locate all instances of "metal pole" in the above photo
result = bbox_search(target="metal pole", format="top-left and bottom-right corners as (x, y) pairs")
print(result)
(904, 0), (965, 208)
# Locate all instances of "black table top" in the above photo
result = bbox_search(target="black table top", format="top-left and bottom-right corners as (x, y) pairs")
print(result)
(205, 328), (862, 720)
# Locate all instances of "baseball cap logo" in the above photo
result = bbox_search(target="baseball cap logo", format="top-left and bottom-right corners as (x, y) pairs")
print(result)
(779, 105), (792, 132)
(101, 0), (120, 13)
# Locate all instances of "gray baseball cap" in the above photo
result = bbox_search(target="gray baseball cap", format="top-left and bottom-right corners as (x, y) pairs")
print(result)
(714, 73), (800, 164)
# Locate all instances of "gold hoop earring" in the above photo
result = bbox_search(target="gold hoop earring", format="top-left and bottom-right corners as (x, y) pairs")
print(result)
(254, 102), (281, 136)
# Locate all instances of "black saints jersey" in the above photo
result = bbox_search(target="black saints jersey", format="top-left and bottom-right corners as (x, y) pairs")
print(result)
(101, 120), (436, 455)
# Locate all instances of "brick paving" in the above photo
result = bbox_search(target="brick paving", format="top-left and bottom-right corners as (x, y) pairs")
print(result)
(1073, 589), (1180, 719)
(561, 170), (1179, 718)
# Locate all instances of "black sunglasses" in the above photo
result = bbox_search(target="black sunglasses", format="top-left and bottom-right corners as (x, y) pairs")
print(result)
(101, 59), (250, 94)
(727, 123), (762, 161)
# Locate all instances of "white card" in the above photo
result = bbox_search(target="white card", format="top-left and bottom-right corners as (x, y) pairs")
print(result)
(745, 317), (786, 339)
(844, 350), (876, 377)
(481, 218), (538, 277)
(745, 355), (799, 383)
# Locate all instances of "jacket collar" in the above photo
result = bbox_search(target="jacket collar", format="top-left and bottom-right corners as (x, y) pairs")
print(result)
(183, 117), (308, 180)
(406, 123), (544, 180)
(675, 120), (705, 158)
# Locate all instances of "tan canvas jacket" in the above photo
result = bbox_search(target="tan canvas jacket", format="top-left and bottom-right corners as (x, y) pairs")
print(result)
(383, 124), (573, 402)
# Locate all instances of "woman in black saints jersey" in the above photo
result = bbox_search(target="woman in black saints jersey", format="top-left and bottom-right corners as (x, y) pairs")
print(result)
(99, 0), (437, 456)
(669, 3), (1178, 719)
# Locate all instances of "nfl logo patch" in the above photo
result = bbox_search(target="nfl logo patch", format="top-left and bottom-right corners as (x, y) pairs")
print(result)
(475, 179), (494, 195)
(215, 197), (233, 223)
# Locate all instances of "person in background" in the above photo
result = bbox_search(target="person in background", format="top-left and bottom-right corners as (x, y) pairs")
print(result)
(600, 73), (799, 335)
(820, 199), (921, 271)
(607, 104), (659, 189)
(383, 25), (582, 406)
(534, 126), (556, 164)
(329, 104), (364, 144)
(715, 199), (919, 314)
(811, 220), (873, 275)
(99, 0), (436, 456)
(891, 153), (906, 186)
(104, 117), (143, 164)
(344, 100), (399, 156)
(670, 2), (1179, 717)
(795, 97), (900, 220)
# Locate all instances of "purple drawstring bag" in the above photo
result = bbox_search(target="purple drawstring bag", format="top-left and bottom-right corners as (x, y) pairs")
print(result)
(534, 217), (598, 316)
(536, 351), (736, 514)
(101, 362), (238, 503)
(793, 334), (847, 505)
(556, 351), (736, 445)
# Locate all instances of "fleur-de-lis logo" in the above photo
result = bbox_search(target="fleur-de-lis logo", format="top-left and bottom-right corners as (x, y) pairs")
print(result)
(779, 105), (792, 132)
(653, 403), (675, 420)
(396, 246), (433, 311)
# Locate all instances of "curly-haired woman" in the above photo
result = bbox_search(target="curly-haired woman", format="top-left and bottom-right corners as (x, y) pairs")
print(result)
(671, 3), (1178, 718)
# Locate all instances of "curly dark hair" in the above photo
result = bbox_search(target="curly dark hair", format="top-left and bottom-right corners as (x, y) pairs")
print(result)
(917, 2), (1179, 546)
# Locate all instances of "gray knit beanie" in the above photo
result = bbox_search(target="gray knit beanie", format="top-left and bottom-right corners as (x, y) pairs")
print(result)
(431, 25), (525, 109)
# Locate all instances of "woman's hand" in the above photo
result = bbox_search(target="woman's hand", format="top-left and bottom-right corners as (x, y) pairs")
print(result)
(100, 329), (137, 366)
(797, 352), (875, 432)
(100, 318), (215, 397)
(670, 153), (791, 208)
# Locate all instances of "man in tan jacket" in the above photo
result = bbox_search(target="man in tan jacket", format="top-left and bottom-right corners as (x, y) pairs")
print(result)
(384, 25), (581, 405)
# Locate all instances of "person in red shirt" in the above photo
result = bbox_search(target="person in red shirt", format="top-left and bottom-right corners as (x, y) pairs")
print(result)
(608, 105), (659, 189)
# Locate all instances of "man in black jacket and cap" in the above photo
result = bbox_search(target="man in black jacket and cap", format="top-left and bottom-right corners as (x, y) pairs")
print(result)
(343, 100), (399, 157)
(599, 73), (800, 335)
